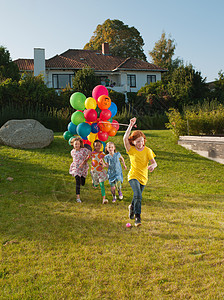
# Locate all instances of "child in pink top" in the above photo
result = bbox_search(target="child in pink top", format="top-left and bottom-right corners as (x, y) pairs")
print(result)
(69, 137), (91, 203)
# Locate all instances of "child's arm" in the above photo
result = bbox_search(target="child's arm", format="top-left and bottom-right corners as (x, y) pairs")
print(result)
(148, 158), (157, 172)
(79, 154), (91, 168)
(99, 158), (109, 168)
(119, 155), (127, 170)
(123, 117), (136, 152)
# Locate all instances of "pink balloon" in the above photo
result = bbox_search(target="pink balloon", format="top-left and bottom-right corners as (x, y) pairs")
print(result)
(92, 85), (108, 101)
(112, 120), (119, 130)
(100, 109), (112, 121)
(98, 130), (109, 142)
(84, 109), (97, 122)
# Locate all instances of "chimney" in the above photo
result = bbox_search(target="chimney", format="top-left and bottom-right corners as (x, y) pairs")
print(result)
(102, 42), (110, 55)
(34, 48), (45, 79)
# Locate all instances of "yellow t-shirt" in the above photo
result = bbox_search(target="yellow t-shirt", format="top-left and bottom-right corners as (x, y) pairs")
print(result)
(127, 146), (156, 185)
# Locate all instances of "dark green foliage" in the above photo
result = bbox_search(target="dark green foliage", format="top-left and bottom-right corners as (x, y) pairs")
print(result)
(0, 46), (20, 81)
(72, 66), (100, 97)
(108, 89), (125, 111)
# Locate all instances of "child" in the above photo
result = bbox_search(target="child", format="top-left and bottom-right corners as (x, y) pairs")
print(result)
(123, 117), (157, 227)
(81, 139), (108, 204)
(104, 142), (127, 203)
(69, 137), (91, 203)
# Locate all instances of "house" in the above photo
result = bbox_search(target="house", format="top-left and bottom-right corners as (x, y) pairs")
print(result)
(14, 43), (167, 94)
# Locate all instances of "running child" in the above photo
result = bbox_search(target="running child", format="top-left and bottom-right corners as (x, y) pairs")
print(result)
(103, 142), (127, 203)
(123, 117), (157, 227)
(69, 137), (91, 203)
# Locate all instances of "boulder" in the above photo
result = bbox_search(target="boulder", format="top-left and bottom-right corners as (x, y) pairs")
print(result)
(0, 119), (54, 149)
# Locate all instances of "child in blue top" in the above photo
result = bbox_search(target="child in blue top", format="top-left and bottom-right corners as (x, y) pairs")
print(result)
(103, 142), (127, 202)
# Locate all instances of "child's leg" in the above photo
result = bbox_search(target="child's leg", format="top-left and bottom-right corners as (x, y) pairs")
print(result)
(116, 180), (123, 199)
(75, 175), (82, 202)
(81, 176), (86, 186)
(99, 182), (108, 204)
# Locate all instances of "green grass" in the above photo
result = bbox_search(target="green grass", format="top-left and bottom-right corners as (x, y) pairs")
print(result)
(1, 130), (224, 299)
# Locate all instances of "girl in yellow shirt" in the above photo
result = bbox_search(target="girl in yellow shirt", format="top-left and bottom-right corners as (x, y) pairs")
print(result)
(123, 117), (157, 226)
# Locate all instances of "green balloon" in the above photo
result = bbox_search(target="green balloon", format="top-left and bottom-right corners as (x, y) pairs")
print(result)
(63, 131), (73, 141)
(70, 92), (86, 110)
(71, 111), (85, 125)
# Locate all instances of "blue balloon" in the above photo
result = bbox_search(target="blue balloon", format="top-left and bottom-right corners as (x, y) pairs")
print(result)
(91, 122), (99, 133)
(67, 122), (77, 135)
(77, 122), (91, 139)
(108, 102), (117, 118)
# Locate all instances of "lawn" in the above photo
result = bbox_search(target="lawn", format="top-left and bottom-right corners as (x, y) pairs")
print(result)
(0, 130), (224, 299)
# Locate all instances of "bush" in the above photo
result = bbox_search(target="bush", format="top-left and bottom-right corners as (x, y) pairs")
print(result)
(166, 100), (224, 138)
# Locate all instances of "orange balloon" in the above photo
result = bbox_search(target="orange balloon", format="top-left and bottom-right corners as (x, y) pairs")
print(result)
(97, 95), (111, 110)
(98, 121), (112, 132)
(108, 127), (117, 136)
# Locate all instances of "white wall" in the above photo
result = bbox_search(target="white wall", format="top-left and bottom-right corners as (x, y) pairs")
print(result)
(34, 48), (45, 79)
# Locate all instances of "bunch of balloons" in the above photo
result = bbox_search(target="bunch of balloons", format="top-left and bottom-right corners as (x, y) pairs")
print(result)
(63, 85), (119, 149)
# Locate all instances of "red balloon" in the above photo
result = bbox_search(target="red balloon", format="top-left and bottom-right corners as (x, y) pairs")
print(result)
(112, 120), (119, 130)
(83, 139), (91, 145)
(84, 109), (97, 122)
(98, 130), (109, 142)
(100, 109), (112, 121)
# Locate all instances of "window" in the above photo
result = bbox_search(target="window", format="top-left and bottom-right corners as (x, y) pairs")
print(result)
(127, 75), (136, 87)
(147, 75), (156, 84)
(52, 74), (74, 89)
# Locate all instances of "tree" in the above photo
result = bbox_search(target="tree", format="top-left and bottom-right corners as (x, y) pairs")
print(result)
(0, 46), (20, 81)
(72, 66), (100, 97)
(210, 70), (224, 104)
(84, 19), (146, 61)
(167, 64), (209, 109)
(149, 32), (176, 69)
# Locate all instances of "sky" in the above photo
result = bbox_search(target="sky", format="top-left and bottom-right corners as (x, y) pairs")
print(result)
(1, 0), (224, 82)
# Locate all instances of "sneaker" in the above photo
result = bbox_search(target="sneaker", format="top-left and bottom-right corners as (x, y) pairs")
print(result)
(118, 191), (123, 200)
(102, 199), (108, 204)
(76, 198), (82, 203)
(112, 195), (116, 203)
(128, 204), (134, 219)
(135, 215), (141, 227)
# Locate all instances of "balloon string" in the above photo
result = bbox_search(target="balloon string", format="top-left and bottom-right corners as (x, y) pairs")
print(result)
(99, 121), (137, 128)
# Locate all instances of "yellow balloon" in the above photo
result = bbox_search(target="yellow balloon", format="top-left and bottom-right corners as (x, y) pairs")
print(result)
(88, 132), (97, 143)
(85, 97), (97, 109)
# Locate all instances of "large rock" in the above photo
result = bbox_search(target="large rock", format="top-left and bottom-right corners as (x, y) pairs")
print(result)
(0, 119), (54, 149)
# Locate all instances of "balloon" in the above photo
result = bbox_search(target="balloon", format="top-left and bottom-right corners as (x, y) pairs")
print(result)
(97, 95), (111, 110)
(98, 130), (108, 142)
(68, 136), (75, 146)
(98, 121), (112, 132)
(84, 109), (97, 122)
(111, 120), (119, 130)
(108, 102), (118, 117)
(92, 85), (108, 100)
(88, 132), (98, 143)
(70, 92), (86, 110)
(67, 122), (77, 135)
(101, 141), (106, 151)
(91, 122), (99, 133)
(71, 111), (85, 125)
(95, 106), (101, 117)
(77, 122), (91, 138)
(100, 109), (112, 121)
(63, 131), (73, 141)
(108, 127), (117, 137)
(85, 97), (97, 110)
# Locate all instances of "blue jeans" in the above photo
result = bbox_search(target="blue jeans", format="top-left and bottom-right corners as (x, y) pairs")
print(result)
(129, 179), (145, 215)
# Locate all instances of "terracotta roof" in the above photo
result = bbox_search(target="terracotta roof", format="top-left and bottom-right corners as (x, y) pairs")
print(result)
(13, 59), (34, 71)
(14, 49), (167, 72)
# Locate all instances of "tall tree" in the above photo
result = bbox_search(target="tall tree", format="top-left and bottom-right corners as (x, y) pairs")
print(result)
(73, 66), (100, 97)
(149, 32), (176, 69)
(0, 46), (20, 81)
(84, 19), (146, 61)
